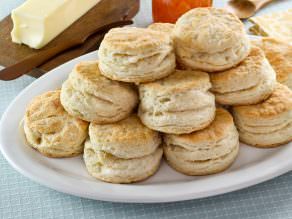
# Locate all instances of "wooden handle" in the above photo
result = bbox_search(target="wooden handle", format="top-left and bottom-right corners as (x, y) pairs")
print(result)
(0, 42), (74, 80)
(248, 0), (273, 10)
(227, 0), (274, 19)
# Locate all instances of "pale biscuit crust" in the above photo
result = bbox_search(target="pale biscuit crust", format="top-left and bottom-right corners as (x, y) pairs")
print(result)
(138, 70), (216, 134)
(148, 23), (174, 35)
(60, 61), (138, 124)
(139, 69), (211, 94)
(24, 90), (88, 158)
(163, 108), (239, 175)
(252, 37), (292, 89)
(89, 115), (161, 159)
(84, 140), (163, 184)
(210, 47), (277, 105)
(98, 27), (176, 83)
(173, 8), (250, 72)
(232, 83), (292, 147)
(211, 47), (267, 93)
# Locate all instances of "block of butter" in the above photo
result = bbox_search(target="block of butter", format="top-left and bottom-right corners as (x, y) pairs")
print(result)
(11, 0), (100, 49)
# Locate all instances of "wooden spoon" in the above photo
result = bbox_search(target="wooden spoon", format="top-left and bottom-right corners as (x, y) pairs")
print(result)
(0, 20), (133, 81)
(227, 0), (273, 19)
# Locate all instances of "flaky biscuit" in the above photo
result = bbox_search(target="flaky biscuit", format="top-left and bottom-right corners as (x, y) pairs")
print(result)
(89, 115), (161, 159)
(252, 37), (292, 89)
(84, 115), (162, 183)
(138, 70), (216, 134)
(163, 108), (239, 175)
(173, 8), (250, 72)
(98, 27), (176, 83)
(23, 90), (88, 158)
(232, 83), (292, 147)
(210, 47), (277, 105)
(60, 61), (138, 124)
(84, 139), (163, 184)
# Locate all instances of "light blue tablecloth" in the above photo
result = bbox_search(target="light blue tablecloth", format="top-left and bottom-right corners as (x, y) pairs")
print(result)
(1, 1), (292, 218)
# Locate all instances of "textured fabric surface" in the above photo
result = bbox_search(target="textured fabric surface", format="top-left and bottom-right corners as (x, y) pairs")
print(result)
(1, 1), (292, 219)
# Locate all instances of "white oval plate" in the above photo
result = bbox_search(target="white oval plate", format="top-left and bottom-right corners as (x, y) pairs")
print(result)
(1, 50), (292, 203)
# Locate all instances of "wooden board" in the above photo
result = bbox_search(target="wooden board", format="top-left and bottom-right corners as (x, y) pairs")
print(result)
(0, 0), (139, 78)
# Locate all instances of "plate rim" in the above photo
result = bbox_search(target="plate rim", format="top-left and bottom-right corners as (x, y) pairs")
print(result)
(0, 50), (291, 203)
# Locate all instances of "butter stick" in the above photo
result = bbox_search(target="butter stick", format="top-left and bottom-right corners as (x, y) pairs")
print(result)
(11, 0), (100, 49)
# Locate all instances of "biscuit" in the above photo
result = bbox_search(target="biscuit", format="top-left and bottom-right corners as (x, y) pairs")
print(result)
(173, 8), (250, 72)
(138, 70), (216, 134)
(163, 108), (239, 175)
(252, 37), (292, 89)
(148, 23), (174, 35)
(98, 27), (176, 83)
(23, 90), (88, 158)
(84, 140), (163, 184)
(232, 83), (292, 148)
(84, 115), (163, 183)
(60, 61), (138, 123)
(89, 115), (161, 159)
(210, 46), (277, 105)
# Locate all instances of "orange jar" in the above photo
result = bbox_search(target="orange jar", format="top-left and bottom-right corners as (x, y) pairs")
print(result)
(152, 0), (212, 23)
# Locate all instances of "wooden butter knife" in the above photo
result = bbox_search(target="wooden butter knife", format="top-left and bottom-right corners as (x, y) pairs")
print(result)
(0, 20), (132, 81)
(227, 0), (273, 19)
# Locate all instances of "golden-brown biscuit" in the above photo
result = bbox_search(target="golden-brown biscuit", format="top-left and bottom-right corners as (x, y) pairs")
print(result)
(173, 8), (250, 72)
(232, 83), (292, 148)
(252, 37), (292, 89)
(60, 61), (138, 123)
(84, 115), (163, 183)
(210, 46), (277, 105)
(164, 108), (239, 175)
(98, 27), (176, 83)
(24, 90), (88, 158)
(89, 115), (161, 159)
(138, 70), (216, 134)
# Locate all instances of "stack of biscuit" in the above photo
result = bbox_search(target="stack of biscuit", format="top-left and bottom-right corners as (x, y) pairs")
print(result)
(23, 7), (292, 184)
